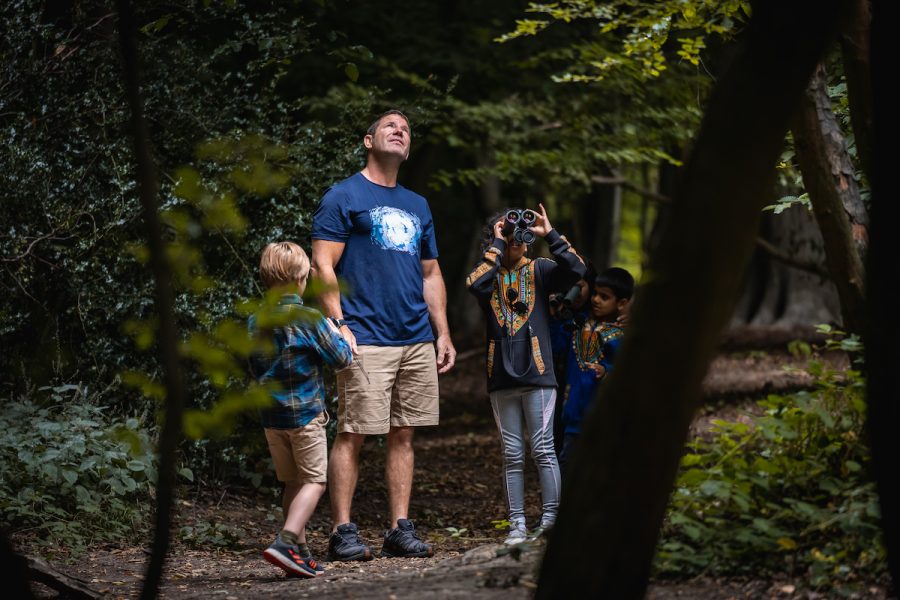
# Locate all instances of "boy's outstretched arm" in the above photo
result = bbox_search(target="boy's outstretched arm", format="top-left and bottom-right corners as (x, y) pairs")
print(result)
(313, 316), (354, 370)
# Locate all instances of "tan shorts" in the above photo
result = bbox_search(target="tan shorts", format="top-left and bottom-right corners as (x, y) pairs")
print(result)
(264, 412), (328, 484)
(336, 342), (440, 435)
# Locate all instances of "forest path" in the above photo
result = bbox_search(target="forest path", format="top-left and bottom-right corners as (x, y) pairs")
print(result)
(29, 344), (878, 599)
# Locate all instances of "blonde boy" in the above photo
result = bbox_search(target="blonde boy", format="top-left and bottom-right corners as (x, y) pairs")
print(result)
(249, 242), (352, 577)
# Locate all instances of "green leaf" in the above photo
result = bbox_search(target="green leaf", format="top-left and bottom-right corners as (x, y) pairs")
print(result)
(43, 464), (59, 480)
(61, 469), (78, 485)
(107, 478), (126, 495)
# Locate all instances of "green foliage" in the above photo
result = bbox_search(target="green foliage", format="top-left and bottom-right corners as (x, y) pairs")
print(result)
(445, 526), (469, 538)
(0, 0), (435, 412)
(179, 519), (244, 549)
(658, 344), (884, 587)
(498, 0), (750, 81)
(0, 387), (156, 550)
(764, 193), (812, 215)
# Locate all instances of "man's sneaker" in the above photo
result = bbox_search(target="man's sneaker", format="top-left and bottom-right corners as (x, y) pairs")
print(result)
(327, 523), (373, 562)
(504, 519), (528, 546)
(262, 535), (318, 578)
(380, 519), (434, 558)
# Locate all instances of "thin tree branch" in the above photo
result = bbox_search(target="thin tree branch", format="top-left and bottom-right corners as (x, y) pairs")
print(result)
(591, 174), (672, 204)
(754, 236), (829, 279)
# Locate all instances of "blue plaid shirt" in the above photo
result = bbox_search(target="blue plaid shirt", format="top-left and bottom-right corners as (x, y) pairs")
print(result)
(248, 294), (353, 429)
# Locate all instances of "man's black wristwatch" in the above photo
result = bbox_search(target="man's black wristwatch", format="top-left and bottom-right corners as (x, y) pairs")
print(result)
(330, 317), (347, 328)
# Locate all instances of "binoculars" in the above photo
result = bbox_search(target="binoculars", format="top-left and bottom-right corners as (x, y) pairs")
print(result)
(550, 282), (582, 322)
(501, 209), (538, 245)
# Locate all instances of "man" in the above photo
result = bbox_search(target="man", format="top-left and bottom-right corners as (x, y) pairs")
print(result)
(311, 109), (456, 561)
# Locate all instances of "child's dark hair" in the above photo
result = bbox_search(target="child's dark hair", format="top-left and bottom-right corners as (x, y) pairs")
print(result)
(479, 209), (510, 253)
(595, 267), (634, 300)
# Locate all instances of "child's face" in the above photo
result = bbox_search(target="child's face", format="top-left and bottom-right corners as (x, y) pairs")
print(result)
(503, 237), (527, 264)
(590, 286), (626, 320)
(572, 279), (590, 310)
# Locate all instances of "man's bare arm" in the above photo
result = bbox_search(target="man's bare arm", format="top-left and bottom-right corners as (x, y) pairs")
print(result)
(422, 258), (456, 374)
(311, 239), (357, 354)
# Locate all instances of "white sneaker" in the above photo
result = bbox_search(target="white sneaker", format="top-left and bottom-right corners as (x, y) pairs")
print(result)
(504, 521), (528, 546)
(527, 523), (553, 541)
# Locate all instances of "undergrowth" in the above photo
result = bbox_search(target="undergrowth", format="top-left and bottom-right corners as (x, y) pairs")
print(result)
(657, 332), (885, 589)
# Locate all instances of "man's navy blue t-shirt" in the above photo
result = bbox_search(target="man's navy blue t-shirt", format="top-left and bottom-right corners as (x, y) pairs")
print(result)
(311, 172), (439, 346)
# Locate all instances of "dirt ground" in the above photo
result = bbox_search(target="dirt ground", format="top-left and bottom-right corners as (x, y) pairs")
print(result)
(19, 343), (894, 599)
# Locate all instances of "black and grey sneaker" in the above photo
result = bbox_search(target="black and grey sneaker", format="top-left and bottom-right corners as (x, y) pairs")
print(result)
(327, 522), (373, 562)
(380, 519), (434, 558)
(262, 535), (318, 578)
(297, 545), (325, 573)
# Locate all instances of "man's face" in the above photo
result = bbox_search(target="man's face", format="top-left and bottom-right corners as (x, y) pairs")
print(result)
(365, 114), (411, 160)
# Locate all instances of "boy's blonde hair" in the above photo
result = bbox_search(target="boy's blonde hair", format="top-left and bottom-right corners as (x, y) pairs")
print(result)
(259, 241), (310, 289)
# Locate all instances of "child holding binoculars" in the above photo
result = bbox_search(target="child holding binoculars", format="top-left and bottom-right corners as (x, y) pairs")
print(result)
(466, 204), (586, 545)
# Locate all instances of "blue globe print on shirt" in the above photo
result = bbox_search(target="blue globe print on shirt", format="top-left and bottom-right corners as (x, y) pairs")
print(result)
(369, 206), (421, 255)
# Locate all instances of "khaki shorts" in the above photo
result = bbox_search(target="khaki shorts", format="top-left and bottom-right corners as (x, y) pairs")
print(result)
(264, 412), (328, 484)
(337, 342), (440, 435)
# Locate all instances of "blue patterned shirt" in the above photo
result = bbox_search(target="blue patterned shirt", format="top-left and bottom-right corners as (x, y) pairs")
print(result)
(248, 294), (353, 429)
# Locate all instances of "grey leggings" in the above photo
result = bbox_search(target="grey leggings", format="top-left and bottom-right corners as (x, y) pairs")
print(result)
(489, 386), (561, 527)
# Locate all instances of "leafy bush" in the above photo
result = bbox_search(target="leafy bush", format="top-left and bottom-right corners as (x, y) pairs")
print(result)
(0, 386), (157, 550)
(179, 519), (244, 549)
(0, 0), (405, 413)
(658, 342), (885, 587)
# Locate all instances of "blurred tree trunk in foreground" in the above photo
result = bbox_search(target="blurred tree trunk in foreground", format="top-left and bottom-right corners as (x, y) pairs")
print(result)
(116, 1), (187, 598)
(865, 0), (900, 589)
(537, 1), (851, 597)
(840, 0), (873, 183)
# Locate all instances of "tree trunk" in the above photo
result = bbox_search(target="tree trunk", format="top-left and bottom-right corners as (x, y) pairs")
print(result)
(644, 156), (679, 259)
(840, 0), (873, 182)
(536, 1), (850, 597)
(865, 0), (900, 588)
(451, 148), (504, 341)
(577, 176), (620, 270)
(116, 2), (187, 598)
(732, 209), (841, 328)
(792, 64), (867, 332)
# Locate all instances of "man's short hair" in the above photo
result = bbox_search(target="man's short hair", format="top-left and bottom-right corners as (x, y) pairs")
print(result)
(595, 267), (635, 300)
(366, 109), (410, 137)
(259, 241), (310, 289)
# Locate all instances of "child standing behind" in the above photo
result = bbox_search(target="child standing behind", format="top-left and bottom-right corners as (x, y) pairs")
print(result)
(559, 267), (634, 469)
(249, 242), (353, 578)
